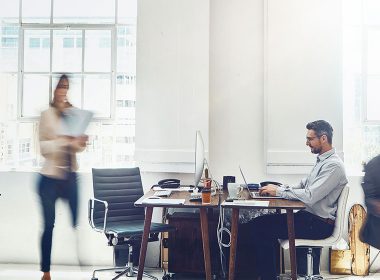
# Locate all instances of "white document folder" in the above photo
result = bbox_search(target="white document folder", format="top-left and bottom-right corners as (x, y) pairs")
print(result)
(60, 107), (93, 137)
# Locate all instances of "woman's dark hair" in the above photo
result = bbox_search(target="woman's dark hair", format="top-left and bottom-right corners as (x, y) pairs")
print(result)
(51, 74), (72, 108)
(306, 120), (333, 144)
(56, 74), (69, 88)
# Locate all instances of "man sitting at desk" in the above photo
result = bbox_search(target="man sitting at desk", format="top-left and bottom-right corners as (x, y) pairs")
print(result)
(248, 120), (348, 280)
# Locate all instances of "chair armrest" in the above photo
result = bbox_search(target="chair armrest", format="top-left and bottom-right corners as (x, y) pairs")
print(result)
(88, 198), (109, 233)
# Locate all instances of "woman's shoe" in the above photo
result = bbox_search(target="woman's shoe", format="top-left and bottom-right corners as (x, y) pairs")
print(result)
(41, 272), (51, 280)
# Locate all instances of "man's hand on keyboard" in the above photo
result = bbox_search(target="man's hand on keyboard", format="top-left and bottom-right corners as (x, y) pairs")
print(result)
(259, 184), (278, 196)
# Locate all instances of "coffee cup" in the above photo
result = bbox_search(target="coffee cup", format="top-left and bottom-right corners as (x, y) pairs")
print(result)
(201, 188), (211, 204)
(223, 176), (236, 190)
(227, 182), (242, 199)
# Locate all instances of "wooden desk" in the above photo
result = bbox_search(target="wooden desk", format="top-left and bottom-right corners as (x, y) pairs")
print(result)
(222, 192), (305, 280)
(134, 189), (224, 280)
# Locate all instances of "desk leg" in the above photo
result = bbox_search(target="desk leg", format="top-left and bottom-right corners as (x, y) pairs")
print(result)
(228, 208), (239, 280)
(286, 209), (297, 280)
(200, 208), (212, 280)
(137, 206), (153, 280)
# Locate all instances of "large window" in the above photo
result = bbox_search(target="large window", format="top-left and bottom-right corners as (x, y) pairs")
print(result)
(343, 0), (380, 173)
(0, 0), (137, 170)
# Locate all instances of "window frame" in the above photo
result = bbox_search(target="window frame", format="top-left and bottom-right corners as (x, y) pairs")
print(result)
(362, 25), (380, 124)
(342, 0), (380, 173)
(1, 0), (137, 170)
(18, 23), (117, 120)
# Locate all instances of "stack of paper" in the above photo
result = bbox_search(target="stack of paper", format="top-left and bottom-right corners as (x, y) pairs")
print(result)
(223, 200), (269, 207)
(141, 197), (186, 205)
(60, 107), (93, 137)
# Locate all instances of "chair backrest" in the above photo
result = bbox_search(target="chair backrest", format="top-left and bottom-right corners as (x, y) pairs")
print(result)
(331, 185), (350, 240)
(92, 167), (145, 228)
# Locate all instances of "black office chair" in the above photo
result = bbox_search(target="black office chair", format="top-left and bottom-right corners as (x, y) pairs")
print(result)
(89, 167), (175, 280)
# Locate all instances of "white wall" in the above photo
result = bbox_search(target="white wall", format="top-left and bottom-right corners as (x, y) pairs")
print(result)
(1, 0), (379, 274)
(210, 0), (265, 181)
(265, 0), (344, 174)
(135, 0), (209, 173)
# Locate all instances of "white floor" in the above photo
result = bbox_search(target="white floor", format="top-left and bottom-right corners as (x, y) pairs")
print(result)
(0, 264), (165, 280)
(0, 264), (379, 280)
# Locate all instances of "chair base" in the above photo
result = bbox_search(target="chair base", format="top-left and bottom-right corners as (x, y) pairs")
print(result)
(277, 273), (323, 280)
(91, 265), (158, 280)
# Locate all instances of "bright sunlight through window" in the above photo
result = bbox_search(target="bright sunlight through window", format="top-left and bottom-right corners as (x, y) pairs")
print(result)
(0, 0), (137, 170)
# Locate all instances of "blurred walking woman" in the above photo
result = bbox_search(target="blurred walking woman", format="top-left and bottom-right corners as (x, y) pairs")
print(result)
(37, 74), (87, 280)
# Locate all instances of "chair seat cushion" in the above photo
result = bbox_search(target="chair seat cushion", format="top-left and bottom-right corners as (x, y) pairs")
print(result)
(103, 220), (175, 238)
(279, 235), (340, 250)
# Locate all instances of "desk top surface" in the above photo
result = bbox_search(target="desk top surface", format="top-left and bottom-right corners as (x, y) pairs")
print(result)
(221, 189), (306, 210)
(135, 188), (304, 210)
(135, 189), (226, 208)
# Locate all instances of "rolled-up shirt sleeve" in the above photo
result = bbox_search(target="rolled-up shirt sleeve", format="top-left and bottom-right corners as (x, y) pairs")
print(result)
(294, 177), (307, 189)
(276, 162), (344, 207)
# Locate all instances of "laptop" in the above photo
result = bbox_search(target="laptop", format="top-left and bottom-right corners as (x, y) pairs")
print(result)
(239, 166), (282, 199)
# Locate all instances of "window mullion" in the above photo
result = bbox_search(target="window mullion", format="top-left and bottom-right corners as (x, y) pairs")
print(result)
(115, 0), (118, 25)
(19, 0), (22, 24)
(81, 29), (85, 109)
(111, 27), (116, 120)
(17, 27), (24, 119)
(17, 0), (22, 119)
(51, 0), (54, 24)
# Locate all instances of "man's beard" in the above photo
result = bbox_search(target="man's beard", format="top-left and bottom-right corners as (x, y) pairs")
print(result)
(311, 146), (321, 154)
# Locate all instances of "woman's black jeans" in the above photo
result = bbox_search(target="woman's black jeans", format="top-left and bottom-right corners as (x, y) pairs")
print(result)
(37, 173), (78, 272)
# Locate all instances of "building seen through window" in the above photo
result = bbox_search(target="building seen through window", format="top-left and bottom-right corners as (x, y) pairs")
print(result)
(0, 0), (137, 170)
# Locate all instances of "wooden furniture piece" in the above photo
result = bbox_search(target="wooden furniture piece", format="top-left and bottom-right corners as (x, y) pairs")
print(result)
(349, 204), (370, 276)
(135, 189), (227, 280)
(329, 248), (351, 275)
(222, 191), (305, 280)
(166, 211), (220, 276)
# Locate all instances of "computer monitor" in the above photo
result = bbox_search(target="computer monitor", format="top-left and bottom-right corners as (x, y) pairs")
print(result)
(194, 130), (205, 187)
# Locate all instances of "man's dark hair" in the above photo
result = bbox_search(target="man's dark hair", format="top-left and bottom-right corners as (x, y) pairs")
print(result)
(306, 120), (333, 144)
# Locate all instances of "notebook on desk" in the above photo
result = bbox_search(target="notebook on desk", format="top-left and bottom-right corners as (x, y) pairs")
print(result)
(154, 190), (172, 197)
(239, 166), (282, 199)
